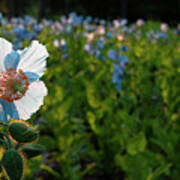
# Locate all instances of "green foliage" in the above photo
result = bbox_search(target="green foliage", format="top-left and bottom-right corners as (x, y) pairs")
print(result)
(1, 21), (180, 180)
(30, 22), (179, 180)
(2, 149), (23, 180)
(127, 132), (147, 155)
(0, 122), (45, 179)
(21, 144), (45, 158)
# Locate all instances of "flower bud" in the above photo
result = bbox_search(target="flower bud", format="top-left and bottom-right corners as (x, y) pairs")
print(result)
(9, 122), (38, 143)
(2, 149), (23, 180)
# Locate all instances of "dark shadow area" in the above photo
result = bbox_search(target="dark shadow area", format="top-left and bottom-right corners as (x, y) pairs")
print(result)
(0, 0), (179, 24)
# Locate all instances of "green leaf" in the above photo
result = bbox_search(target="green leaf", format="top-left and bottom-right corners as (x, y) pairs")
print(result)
(148, 163), (172, 180)
(58, 97), (73, 120)
(115, 152), (155, 180)
(86, 82), (101, 108)
(21, 144), (45, 158)
(40, 164), (61, 178)
(87, 112), (99, 134)
(127, 132), (147, 155)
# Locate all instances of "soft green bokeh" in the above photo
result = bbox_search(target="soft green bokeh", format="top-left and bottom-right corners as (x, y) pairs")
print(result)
(0, 20), (179, 180)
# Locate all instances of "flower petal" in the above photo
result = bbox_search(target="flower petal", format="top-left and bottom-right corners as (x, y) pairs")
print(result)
(25, 72), (40, 83)
(0, 99), (19, 122)
(0, 104), (5, 122)
(14, 80), (47, 120)
(17, 41), (49, 77)
(0, 38), (13, 71)
(4, 51), (20, 69)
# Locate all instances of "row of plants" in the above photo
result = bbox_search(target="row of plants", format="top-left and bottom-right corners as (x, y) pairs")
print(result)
(0, 12), (179, 179)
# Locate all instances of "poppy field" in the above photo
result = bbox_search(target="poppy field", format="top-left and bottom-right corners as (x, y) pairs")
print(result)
(0, 13), (180, 180)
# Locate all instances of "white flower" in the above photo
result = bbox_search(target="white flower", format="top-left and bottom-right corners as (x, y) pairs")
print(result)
(161, 23), (168, 33)
(0, 38), (49, 121)
(178, 23), (180, 31)
(113, 20), (120, 28)
(96, 26), (105, 35)
(86, 33), (95, 42)
(60, 39), (67, 46)
(53, 39), (60, 48)
(136, 19), (145, 27)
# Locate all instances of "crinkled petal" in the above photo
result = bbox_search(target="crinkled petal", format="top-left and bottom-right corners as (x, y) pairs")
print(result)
(0, 99), (19, 122)
(17, 41), (49, 77)
(4, 51), (20, 69)
(14, 80), (47, 120)
(0, 38), (13, 71)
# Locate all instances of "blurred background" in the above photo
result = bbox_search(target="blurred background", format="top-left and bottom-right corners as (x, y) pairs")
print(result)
(0, 0), (180, 180)
(0, 0), (180, 24)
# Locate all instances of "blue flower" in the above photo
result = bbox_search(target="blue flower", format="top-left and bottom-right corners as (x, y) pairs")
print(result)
(66, 24), (72, 33)
(100, 20), (106, 25)
(155, 32), (168, 39)
(112, 64), (123, 91)
(95, 50), (101, 59)
(97, 39), (105, 50)
(108, 50), (117, 60)
(119, 45), (129, 52)
(108, 49), (129, 91)
(84, 44), (94, 54)
(117, 55), (129, 67)
(0, 38), (49, 122)
(108, 49), (129, 66)
(0, 13), (2, 21)
(34, 25), (42, 33)
(69, 12), (83, 26)
(84, 16), (92, 24)
(12, 27), (28, 39)
(106, 32), (113, 39)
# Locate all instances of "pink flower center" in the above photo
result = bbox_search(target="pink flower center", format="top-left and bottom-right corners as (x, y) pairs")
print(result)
(0, 68), (29, 102)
